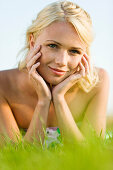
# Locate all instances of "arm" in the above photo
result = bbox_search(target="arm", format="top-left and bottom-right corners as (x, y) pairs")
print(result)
(53, 69), (109, 144)
(23, 43), (52, 145)
(52, 54), (88, 143)
(24, 99), (51, 145)
(53, 96), (84, 144)
(0, 93), (50, 146)
(0, 94), (21, 145)
(80, 69), (110, 138)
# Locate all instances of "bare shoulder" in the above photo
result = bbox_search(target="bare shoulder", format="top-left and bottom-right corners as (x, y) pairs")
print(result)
(0, 68), (29, 96)
(96, 67), (110, 91)
(80, 67), (110, 103)
(0, 69), (12, 95)
(98, 67), (109, 81)
(79, 68), (110, 138)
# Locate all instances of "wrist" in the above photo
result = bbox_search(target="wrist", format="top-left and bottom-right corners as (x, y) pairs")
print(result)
(53, 94), (64, 103)
(38, 98), (51, 106)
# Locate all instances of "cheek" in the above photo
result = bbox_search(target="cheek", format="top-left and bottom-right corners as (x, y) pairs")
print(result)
(40, 47), (54, 64)
(69, 56), (82, 69)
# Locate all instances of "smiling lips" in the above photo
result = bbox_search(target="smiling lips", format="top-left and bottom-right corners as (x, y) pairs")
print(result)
(49, 66), (67, 76)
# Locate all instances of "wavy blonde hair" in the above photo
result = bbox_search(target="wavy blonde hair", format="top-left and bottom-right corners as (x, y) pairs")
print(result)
(18, 0), (99, 92)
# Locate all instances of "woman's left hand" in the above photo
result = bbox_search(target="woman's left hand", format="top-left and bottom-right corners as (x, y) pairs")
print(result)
(52, 53), (90, 97)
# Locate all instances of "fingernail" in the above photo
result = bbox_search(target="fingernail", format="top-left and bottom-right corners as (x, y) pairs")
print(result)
(84, 53), (88, 57)
(37, 62), (40, 65)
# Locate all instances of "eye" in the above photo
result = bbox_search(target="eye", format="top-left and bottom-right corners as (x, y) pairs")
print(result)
(69, 50), (80, 54)
(48, 44), (57, 48)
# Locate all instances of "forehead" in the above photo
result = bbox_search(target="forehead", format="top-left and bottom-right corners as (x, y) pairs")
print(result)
(36, 21), (86, 50)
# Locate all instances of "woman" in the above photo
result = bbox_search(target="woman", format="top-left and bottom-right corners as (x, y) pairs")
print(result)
(0, 1), (109, 145)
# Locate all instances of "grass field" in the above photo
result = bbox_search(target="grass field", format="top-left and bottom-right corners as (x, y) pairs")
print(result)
(0, 127), (113, 170)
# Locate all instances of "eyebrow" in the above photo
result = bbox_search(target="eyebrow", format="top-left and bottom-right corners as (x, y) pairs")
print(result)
(46, 40), (84, 51)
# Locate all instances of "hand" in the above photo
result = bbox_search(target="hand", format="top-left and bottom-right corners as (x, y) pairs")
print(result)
(25, 44), (52, 101)
(52, 53), (90, 97)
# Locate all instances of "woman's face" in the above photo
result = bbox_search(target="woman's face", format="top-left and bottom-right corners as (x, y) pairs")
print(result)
(30, 21), (86, 85)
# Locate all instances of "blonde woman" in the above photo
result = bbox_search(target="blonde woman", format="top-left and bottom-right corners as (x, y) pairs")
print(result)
(0, 1), (109, 145)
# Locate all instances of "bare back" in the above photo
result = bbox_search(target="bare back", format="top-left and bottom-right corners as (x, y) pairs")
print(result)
(0, 68), (100, 130)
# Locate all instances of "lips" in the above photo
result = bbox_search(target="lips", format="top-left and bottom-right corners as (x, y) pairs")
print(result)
(49, 66), (67, 76)
(49, 67), (66, 72)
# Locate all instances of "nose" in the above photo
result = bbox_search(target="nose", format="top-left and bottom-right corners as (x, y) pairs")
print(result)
(55, 50), (68, 66)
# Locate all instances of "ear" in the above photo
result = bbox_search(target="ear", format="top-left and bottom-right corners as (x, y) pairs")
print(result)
(29, 34), (35, 49)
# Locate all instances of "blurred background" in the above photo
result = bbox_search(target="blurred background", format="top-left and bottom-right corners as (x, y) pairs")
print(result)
(0, 0), (113, 114)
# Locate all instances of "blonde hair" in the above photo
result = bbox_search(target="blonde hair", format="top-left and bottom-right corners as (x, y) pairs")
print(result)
(18, 0), (99, 92)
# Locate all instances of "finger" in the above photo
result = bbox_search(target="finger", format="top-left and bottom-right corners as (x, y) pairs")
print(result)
(29, 62), (40, 79)
(82, 56), (89, 75)
(83, 53), (91, 71)
(29, 62), (40, 74)
(26, 52), (41, 71)
(79, 62), (85, 77)
(26, 45), (41, 63)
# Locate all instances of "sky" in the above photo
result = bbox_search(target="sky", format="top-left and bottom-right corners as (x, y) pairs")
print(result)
(0, 0), (113, 114)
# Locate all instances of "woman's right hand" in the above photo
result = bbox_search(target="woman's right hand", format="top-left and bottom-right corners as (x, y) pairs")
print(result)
(25, 44), (52, 101)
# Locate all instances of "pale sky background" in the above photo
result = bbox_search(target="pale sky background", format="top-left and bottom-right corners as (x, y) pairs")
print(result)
(0, 0), (113, 114)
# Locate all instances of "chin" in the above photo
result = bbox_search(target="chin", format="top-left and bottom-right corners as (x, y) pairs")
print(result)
(38, 68), (71, 85)
(46, 79), (61, 85)
(44, 76), (64, 85)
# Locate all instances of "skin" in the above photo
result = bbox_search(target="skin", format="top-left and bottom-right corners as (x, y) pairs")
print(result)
(0, 21), (110, 144)
(31, 21), (86, 86)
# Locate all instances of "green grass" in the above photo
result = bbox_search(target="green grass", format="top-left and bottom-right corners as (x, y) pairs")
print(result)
(0, 129), (113, 170)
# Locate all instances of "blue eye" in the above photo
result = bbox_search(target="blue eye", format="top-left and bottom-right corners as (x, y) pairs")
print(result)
(48, 44), (57, 48)
(70, 50), (80, 54)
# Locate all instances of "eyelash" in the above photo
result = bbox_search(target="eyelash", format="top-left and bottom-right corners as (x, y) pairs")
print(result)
(48, 44), (57, 48)
(70, 50), (80, 54)
(47, 43), (80, 54)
